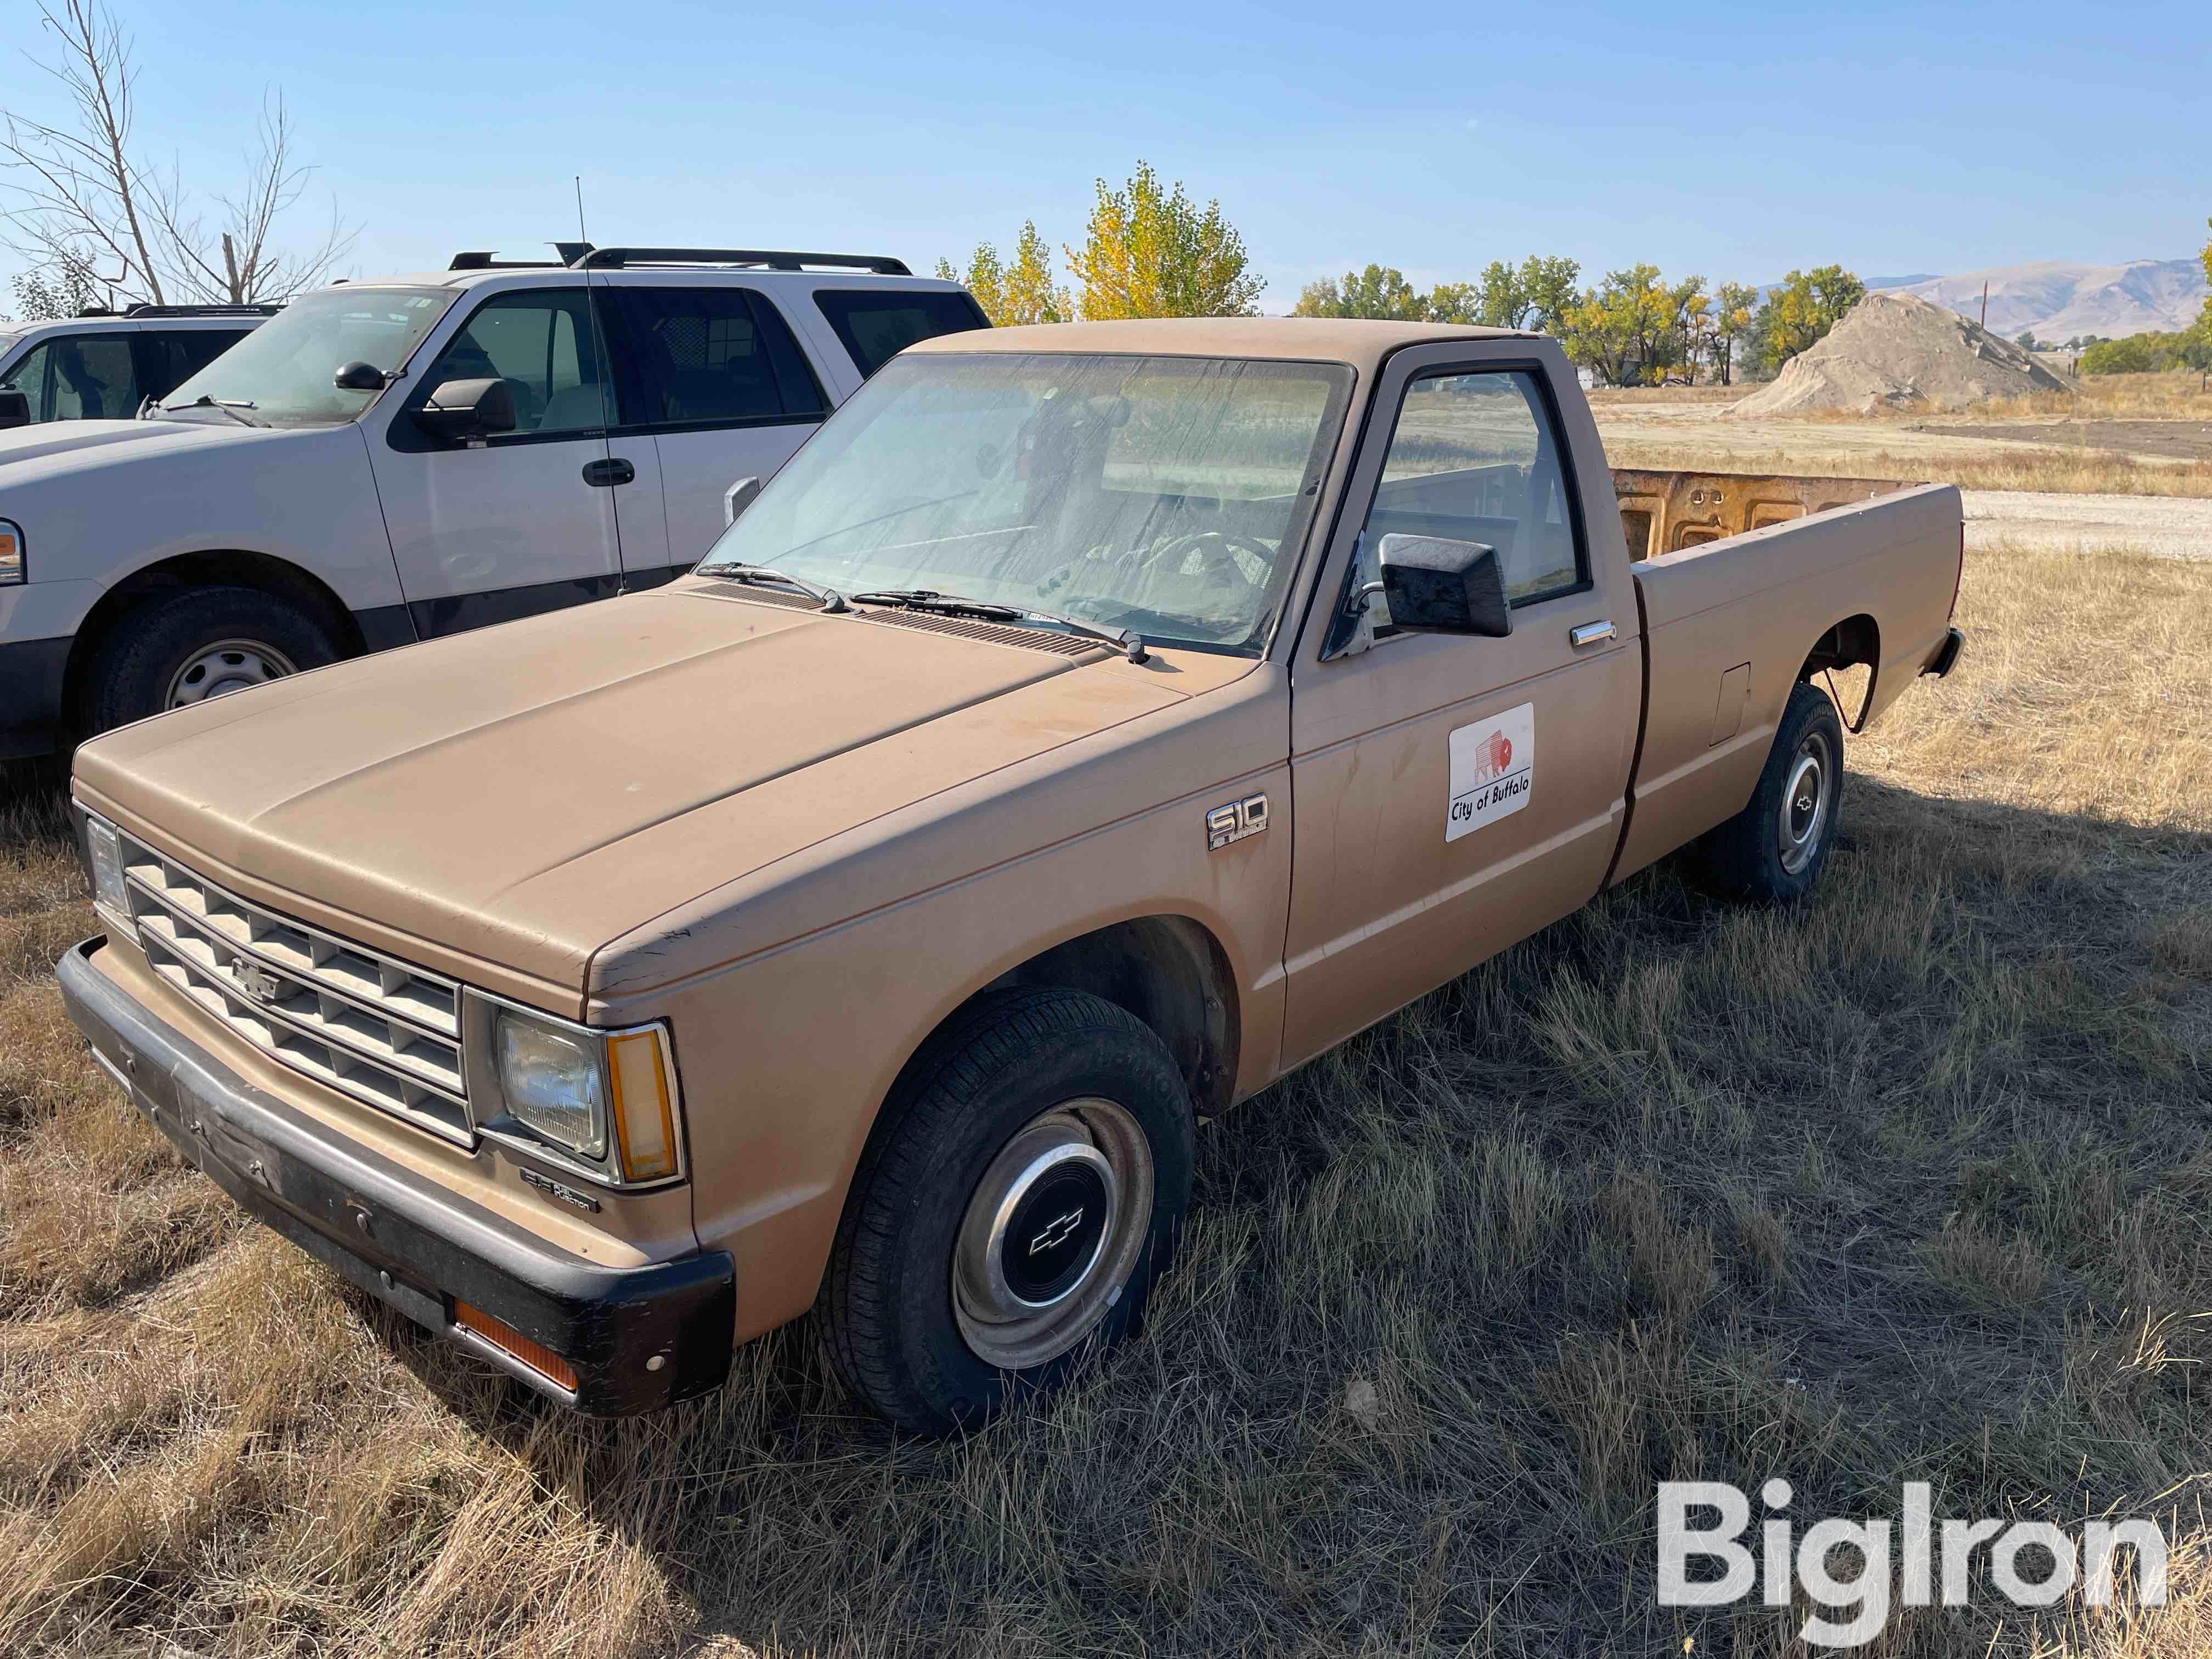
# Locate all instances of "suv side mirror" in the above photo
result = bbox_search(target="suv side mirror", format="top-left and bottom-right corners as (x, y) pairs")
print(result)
(1374, 533), (1513, 637)
(333, 360), (391, 392)
(723, 475), (762, 526)
(0, 387), (30, 430)
(412, 377), (516, 442)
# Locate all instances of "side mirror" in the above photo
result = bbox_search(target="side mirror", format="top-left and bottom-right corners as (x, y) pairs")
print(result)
(0, 387), (29, 430)
(1374, 533), (1512, 637)
(411, 377), (515, 442)
(333, 360), (391, 392)
(723, 475), (762, 526)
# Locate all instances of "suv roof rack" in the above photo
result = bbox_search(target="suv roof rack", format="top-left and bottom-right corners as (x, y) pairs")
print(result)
(572, 246), (912, 276)
(448, 242), (594, 271)
(72, 302), (283, 319)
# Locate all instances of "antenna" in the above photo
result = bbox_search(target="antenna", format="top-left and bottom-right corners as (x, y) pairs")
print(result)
(574, 175), (587, 244)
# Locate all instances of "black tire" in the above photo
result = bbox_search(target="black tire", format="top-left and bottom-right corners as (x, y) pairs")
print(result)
(1697, 680), (1846, 904)
(822, 987), (1196, 1434)
(83, 586), (337, 736)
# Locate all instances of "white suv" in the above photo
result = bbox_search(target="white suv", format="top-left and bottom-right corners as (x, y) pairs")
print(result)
(0, 304), (276, 424)
(0, 246), (986, 757)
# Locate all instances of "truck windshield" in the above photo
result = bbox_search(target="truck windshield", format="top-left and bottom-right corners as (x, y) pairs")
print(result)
(701, 351), (1353, 654)
(157, 287), (456, 427)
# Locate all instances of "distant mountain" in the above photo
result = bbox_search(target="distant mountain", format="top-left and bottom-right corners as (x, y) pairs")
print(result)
(1865, 260), (2204, 340)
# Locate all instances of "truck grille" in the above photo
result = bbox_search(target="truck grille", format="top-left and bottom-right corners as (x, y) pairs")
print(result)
(117, 832), (473, 1145)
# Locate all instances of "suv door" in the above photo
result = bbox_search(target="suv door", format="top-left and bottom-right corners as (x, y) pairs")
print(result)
(596, 282), (831, 575)
(1278, 346), (1642, 1068)
(135, 327), (253, 407)
(369, 284), (640, 635)
(7, 329), (144, 420)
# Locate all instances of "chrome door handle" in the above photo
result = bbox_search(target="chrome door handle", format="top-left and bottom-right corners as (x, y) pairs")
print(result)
(1570, 620), (1617, 647)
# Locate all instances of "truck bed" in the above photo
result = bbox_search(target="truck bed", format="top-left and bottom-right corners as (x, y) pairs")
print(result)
(1606, 467), (1963, 883)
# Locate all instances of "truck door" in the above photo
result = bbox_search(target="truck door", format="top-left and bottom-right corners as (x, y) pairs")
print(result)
(369, 283), (648, 636)
(1279, 345), (1641, 1068)
(594, 281), (830, 579)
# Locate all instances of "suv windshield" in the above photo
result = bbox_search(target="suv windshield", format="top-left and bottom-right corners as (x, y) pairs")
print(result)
(701, 351), (1352, 653)
(159, 286), (456, 427)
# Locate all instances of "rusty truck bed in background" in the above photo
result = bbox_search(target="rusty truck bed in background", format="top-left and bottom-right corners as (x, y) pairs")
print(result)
(1612, 469), (1914, 561)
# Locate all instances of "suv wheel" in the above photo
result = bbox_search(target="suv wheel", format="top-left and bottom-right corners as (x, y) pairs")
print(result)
(1697, 680), (1845, 903)
(84, 586), (337, 736)
(823, 988), (1195, 1434)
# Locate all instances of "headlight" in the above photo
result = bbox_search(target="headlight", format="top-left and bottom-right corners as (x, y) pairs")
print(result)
(82, 811), (131, 918)
(0, 520), (20, 585)
(495, 1014), (607, 1157)
(468, 996), (685, 1185)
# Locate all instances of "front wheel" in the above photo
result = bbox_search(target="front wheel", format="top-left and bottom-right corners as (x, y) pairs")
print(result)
(83, 586), (337, 736)
(1697, 680), (1844, 903)
(822, 988), (1195, 1434)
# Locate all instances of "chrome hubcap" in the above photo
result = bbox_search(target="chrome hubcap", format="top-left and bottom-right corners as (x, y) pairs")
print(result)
(166, 639), (298, 708)
(1778, 731), (1832, 876)
(953, 1098), (1153, 1369)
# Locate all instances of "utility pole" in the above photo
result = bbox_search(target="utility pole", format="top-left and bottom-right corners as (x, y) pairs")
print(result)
(1979, 281), (1988, 330)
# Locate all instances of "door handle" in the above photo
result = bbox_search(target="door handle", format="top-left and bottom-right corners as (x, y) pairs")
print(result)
(1570, 620), (1617, 647)
(582, 458), (635, 488)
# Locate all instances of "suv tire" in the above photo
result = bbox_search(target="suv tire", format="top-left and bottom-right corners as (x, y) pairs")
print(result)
(822, 987), (1196, 1434)
(84, 586), (337, 736)
(1697, 680), (1845, 904)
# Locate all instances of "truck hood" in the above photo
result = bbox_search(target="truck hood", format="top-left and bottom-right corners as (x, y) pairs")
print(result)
(0, 415), (262, 481)
(74, 583), (1192, 1006)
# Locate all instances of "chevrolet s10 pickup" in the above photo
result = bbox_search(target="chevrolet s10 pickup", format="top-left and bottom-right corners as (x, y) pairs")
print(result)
(59, 318), (1965, 1431)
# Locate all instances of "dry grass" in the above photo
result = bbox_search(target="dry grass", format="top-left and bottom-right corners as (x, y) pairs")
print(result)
(1916, 371), (2212, 426)
(1599, 436), (2212, 499)
(2, 541), (2209, 1655)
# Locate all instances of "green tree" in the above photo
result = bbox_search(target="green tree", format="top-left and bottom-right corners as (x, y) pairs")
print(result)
(1064, 162), (1263, 319)
(2196, 216), (2211, 341)
(1756, 265), (1866, 369)
(2016, 330), (2040, 351)
(936, 222), (1070, 326)
(2080, 330), (2212, 375)
(1559, 264), (1674, 386)
(1292, 263), (1429, 320)
(8, 259), (99, 320)
(1463, 255), (1581, 330)
(1706, 280), (1758, 385)
(1425, 280), (1481, 324)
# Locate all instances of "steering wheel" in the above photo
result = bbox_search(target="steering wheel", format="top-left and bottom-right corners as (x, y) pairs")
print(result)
(1131, 528), (1275, 596)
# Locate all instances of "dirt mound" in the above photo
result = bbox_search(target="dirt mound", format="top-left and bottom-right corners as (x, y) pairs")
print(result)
(1732, 291), (2072, 416)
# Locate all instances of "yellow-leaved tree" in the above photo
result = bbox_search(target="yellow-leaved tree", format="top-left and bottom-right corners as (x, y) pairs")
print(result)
(1064, 162), (1264, 320)
(934, 221), (1070, 326)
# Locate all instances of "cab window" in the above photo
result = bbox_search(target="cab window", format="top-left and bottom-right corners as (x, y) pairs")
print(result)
(1350, 369), (1587, 635)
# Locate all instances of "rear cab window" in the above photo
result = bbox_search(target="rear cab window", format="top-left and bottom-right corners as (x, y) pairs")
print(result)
(814, 289), (990, 377)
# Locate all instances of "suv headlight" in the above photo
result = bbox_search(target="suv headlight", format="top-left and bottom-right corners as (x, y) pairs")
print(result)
(465, 994), (684, 1184)
(0, 519), (23, 584)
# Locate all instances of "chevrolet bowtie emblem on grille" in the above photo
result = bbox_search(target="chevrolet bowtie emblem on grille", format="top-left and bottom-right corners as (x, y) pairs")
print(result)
(1029, 1208), (1084, 1256)
(233, 958), (281, 1003)
(1205, 793), (1269, 850)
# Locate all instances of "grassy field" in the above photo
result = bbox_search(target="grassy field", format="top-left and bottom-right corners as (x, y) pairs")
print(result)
(3, 540), (2209, 1656)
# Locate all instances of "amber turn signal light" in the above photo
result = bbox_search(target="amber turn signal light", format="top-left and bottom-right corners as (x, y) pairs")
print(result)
(607, 1028), (678, 1181)
(454, 1300), (578, 1391)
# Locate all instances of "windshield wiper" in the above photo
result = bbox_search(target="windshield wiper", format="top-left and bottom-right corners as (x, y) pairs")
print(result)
(849, 590), (1148, 663)
(160, 393), (267, 428)
(697, 561), (848, 612)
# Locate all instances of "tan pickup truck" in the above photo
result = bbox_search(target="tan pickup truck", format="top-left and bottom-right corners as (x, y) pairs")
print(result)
(59, 319), (1965, 1431)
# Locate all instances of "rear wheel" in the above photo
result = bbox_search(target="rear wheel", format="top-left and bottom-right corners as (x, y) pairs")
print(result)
(822, 988), (1195, 1434)
(1697, 680), (1844, 903)
(83, 586), (336, 736)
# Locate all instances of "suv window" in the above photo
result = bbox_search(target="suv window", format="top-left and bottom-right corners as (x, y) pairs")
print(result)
(1351, 368), (1586, 633)
(604, 286), (826, 428)
(814, 289), (989, 377)
(10, 334), (143, 420)
(416, 289), (608, 436)
(140, 329), (252, 403)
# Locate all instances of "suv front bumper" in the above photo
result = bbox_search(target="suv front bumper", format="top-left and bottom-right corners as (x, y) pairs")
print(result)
(57, 936), (734, 1415)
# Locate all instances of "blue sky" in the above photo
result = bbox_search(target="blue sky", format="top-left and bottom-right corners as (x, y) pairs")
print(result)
(2, 0), (2204, 307)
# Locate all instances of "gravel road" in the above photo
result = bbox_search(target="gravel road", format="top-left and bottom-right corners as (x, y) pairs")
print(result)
(1962, 490), (2212, 561)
